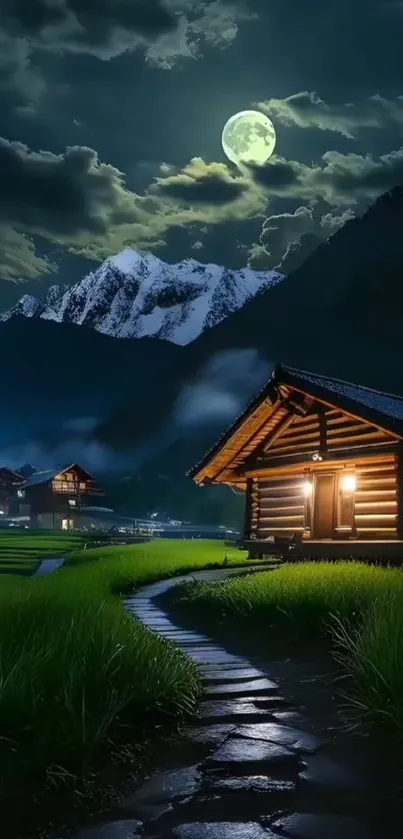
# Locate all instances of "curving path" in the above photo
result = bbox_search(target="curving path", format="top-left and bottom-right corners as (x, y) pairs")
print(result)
(73, 568), (384, 839)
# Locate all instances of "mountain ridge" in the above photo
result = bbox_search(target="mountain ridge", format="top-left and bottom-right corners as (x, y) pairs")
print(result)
(0, 249), (283, 346)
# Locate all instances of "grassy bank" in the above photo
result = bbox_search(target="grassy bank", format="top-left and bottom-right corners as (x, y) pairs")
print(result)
(167, 562), (403, 734)
(0, 539), (248, 786)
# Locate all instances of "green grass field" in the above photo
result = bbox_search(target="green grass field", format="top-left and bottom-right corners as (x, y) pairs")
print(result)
(0, 530), (90, 574)
(0, 539), (249, 786)
(169, 562), (403, 734)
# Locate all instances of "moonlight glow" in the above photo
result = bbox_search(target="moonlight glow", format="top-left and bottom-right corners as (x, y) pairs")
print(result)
(221, 109), (276, 167)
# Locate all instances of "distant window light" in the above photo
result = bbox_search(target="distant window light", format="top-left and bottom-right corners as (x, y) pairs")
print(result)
(17, 489), (25, 498)
(68, 499), (76, 507)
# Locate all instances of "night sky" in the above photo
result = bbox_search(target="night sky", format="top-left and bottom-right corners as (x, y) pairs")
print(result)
(1, 0), (403, 307)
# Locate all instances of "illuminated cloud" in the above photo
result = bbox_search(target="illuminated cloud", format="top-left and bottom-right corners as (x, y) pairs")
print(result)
(0, 227), (57, 283)
(0, 140), (265, 278)
(248, 146), (403, 205)
(257, 91), (403, 138)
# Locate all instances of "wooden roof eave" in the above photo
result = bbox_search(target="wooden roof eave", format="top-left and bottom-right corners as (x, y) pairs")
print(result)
(194, 396), (283, 485)
(190, 366), (403, 486)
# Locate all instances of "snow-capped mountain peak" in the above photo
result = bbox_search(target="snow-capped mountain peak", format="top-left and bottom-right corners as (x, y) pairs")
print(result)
(0, 248), (284, 345)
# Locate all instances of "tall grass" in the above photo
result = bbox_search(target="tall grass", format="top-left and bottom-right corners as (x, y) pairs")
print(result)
(169, 562), (403, 734)
(0, 539), (248, 785)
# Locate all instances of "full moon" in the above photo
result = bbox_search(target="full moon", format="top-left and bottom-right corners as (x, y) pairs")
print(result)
(221, 109), (276, 167)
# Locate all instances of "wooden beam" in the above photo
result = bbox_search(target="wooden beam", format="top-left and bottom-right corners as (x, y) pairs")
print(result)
(396, 448), (403, 540)
(287, 383), (402, 441)
(263, 412), (296, 452)
(208, 399), (283, 483)
(242, 447), (399, 479)
(243, 478), (253, 541)
(319, 411), (327, 453)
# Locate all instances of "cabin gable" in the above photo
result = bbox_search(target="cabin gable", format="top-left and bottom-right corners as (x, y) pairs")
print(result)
(245, 398), (399, 472)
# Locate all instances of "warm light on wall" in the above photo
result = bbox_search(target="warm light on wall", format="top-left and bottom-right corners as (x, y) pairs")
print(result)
(303, 480), (313, 497)
(341, 474), (356, 493)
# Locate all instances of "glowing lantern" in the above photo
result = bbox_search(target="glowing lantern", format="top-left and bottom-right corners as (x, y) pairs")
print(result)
(341, 474), (356, 493)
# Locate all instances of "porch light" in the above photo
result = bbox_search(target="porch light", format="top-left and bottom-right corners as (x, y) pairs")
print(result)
(341, 474), (356, 493)
(303, 480), (313, 497)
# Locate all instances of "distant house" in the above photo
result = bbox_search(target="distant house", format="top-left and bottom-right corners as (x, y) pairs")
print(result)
(189, 364), (403, 559)
(0, 467), (25, 516)
(18, 463), (105, 530)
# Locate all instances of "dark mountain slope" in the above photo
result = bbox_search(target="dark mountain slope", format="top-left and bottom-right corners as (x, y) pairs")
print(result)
(184, 185), (403, 390)
(0, 318), (182, 443)
(99, 186), (403, 457)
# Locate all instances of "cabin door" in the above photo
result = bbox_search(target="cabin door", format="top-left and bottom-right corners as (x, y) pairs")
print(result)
(313, 473), (336, 539)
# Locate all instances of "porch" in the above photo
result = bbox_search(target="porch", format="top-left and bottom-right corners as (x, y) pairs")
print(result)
(244, 538), (403, 563)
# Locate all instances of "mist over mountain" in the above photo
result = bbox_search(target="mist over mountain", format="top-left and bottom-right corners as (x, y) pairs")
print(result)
(1, 186), (403, 523)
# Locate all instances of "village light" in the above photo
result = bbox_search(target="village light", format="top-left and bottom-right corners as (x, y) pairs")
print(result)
(341, 474), (356, 493)
(303, 480), (313, 497)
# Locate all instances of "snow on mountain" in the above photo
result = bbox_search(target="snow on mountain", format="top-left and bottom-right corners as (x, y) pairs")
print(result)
(0, 249), (284, 346)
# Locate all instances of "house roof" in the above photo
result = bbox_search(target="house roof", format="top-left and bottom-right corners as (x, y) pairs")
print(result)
(23, 463), (95, 488)
(0, 467), (25, 483)
(189, 363), (403, 485)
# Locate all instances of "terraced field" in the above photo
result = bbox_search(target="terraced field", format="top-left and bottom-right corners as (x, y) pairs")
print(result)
(0, 531), (90, 575)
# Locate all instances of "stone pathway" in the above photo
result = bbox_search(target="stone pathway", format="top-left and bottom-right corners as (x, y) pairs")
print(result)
(34, 556), (67, 576)
(72, 568), (385, 839)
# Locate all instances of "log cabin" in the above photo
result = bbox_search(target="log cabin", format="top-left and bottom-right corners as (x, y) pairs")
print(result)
(0, 467), (25, 516)
(18, 463), (105, 530)
(189, 364), (403, 560)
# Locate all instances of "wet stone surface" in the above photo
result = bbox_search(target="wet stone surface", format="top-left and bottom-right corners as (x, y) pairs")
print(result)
(197, 699), (279, 721)
(120, 766), (202, 820)
(186, 724), (236, 745)
(201, 667), (265, 681)
(206, 774), (296, 794)
(209, 736), (300, 768)
(75, 821), (143, 839)
(71, 568), (388, 839)
(236, 723), (321, 754)
(205, 678), (278, 696)
(172, 823), (277, 839)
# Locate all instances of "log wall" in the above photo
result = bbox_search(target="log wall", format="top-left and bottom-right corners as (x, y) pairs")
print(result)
(252, 472), (306, 539)
(248, 453), (400, 542)
(354, 455), (398, 540)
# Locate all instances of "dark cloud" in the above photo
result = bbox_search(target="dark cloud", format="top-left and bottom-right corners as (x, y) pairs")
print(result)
(0, 138), (143, 237)
(154, 159), (249, 203)
(258, 91), (403, 138)
(247, 147), (403, 205)
(3, 0), (176, 58)
(0, 141), (265, 280)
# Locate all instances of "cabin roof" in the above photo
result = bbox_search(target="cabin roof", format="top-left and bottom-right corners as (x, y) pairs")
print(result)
(189, 363), (403, 484)
(286, 366), (403, 423)
(23, 463), (95, 488)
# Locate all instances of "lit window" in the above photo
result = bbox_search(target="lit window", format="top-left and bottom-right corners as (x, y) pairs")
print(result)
(68, 499), (76, 507)
(17, 489), (25, 498)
